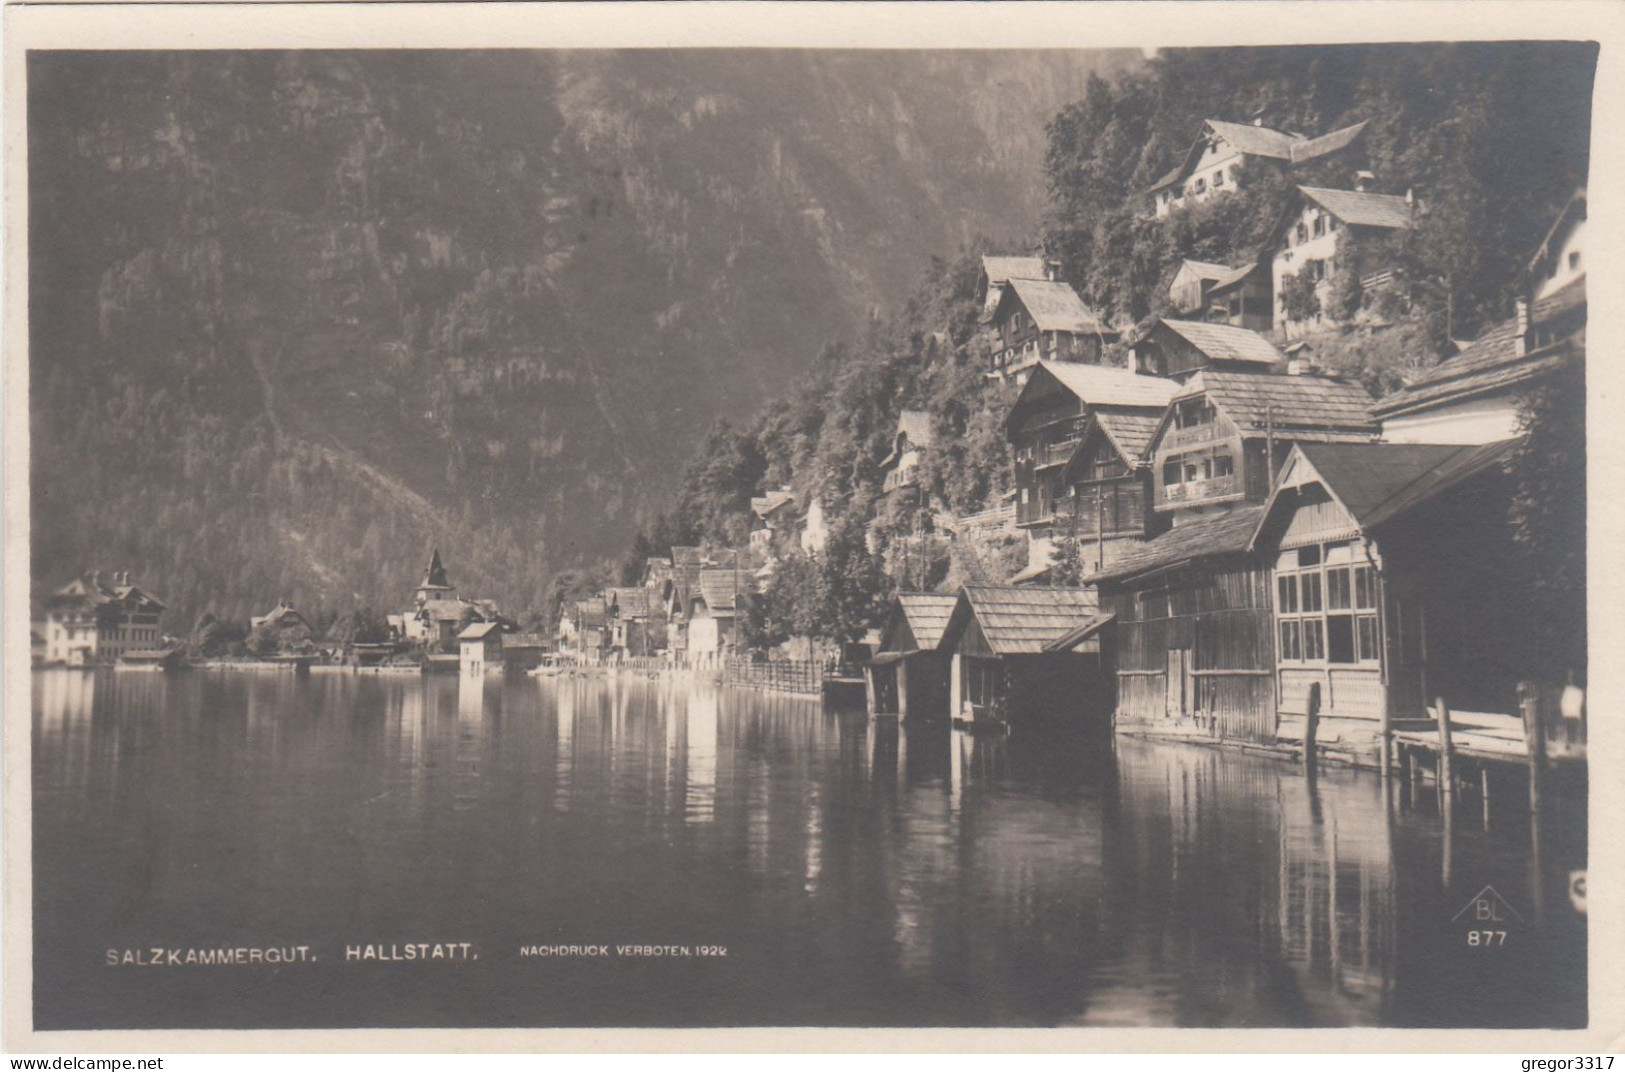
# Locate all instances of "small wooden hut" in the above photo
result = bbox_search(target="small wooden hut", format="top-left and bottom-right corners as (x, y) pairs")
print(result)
(939, 585), (1115, 732)
(865, 592), (958, 720)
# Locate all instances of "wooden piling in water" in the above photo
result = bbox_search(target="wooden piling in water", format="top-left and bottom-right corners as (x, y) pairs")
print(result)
(1433, 697), (1453, 797)
(1303, 682), (1321, 770)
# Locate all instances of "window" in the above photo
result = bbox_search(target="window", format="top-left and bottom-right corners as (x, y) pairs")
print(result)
(1213, 453), (1235, 478)
(1313, 215), (1325, 237)
(1569, 251), (1581, 270)
(1328, 217), (1339, 232)
(1163, 459), (1182, 487)
(1297, 223), (1309, 244)
(1275, 543), (1382, 665)
(1194, 178), (1207, 194)
(1213, 170), (1225, 187)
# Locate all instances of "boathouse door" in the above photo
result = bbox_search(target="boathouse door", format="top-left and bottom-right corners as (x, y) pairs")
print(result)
(1166, 648), (1193, 718)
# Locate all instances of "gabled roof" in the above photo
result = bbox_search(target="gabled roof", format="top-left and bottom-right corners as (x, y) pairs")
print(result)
(1149, 119), (1367, 194)
(1167, 369), (1377, 441)
(998, 277), (1112, 334)
(607, 587), (651, 619)
(1287, 120), (1370, 163)
(1005, 361), (1179, 435)
(944, 585), (1103, 656)
(458, 621), (501, 641)
(1089, 410), (1164, 465)
(1043, 611), (1118, 653)
(1526, 187), (1586, 281)
(1087, 506), (1267, 585)
(575, 598), (606, 629)
(695, 569), (752, 613)
(1152, 319), (1285, 367)
(750, 489), (797, 519)
(671, 546), (705, 568)
(980, 255), (1045, 287)
(885, 592), (959, 653)
(1206, 261), (1263, 294)
(1371, 280), (1585, 418)
(251, 604), (307, 630)
(1297, 186), (1414, 230)
(419, 598), (470, 623)
(1175, 259), (1239, 283)
(1250, 440), (1518, 550)
(896, 409), (935, 448)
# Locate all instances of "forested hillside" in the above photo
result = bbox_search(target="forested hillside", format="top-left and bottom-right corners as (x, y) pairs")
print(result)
(30, 49), (1140, 627)
(637, 41), (1595, 609)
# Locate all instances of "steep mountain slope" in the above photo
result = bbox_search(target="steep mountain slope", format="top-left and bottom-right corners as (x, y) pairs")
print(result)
(29, 49), (1140, 625)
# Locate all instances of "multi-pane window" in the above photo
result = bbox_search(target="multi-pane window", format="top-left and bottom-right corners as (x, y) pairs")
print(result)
(1275, 543), (1381, 665)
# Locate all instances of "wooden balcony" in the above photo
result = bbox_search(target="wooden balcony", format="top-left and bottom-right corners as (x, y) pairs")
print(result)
(1161, 421), (1229, 450)
(1155, 472), (1241, 511)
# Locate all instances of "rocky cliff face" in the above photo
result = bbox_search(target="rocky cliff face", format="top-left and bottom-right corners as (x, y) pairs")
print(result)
(29, 49), (1139, 625)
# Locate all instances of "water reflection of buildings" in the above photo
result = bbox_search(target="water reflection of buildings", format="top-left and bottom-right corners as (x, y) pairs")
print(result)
(684, 681), (718, 824)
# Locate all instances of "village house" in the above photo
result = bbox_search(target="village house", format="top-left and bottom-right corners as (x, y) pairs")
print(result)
(986, 276), (1119, 385)
(1130, 317), (1286, 381)
(879, 410), (936, 494)
(1247, 439), (1526, 763)
(1167, 259), (1273, 331)
(1270, 184), (1415, 338)
(749, 487), (799, 551)
(571, 597), (608, 662)
(1148, 366), (1378, 522)
(457, 621), (504, 675)
(939, 585), (1114, 731)
(1374, 188), (1585, 444)
(1145, 115), (1369, 218)
(43, 571), (166, 666)
(1008, 362), (1180, 532)
(1052, 406), (1170, 575)
(798, 492), (830, 556)
(501, 633), (551, 674)
(249, 602), (314, 651)
(686, 568), (752, 660)
(606, 586), (655, 656)
(975, 254), (1046, 320)
(864, 592), (958, 721)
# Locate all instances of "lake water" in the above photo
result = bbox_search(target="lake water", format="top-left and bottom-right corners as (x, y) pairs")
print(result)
(32, 668), (1587, 1030)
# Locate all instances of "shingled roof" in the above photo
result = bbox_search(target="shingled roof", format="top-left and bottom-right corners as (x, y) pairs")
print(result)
(606, 587), (651, 619)
(1174, 369), (1377, 440)
(1010, 362), (1180, 429)
(1090, 410), (1164, 465)
(981, 255), (1045, 286)
(897, 409), (935, 447)
(1251, 440), (1518, 551)
(945, 585), (1104, 656)
(1371, 279), (1585, 418)
(1298, 186), (1414, 230)
(1149, 119), (1367, 193)
(1155, 319), (1286, 366)
(695, 569), (752, 614)
(882, 592), (959, 653)
(1087, 506), (1268, 585)
(1002, 278), (1112, 334)
(750, 489), (797, 519)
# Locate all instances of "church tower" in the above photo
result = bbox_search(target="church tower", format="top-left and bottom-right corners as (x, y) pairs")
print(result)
(414, 547), (455, 605)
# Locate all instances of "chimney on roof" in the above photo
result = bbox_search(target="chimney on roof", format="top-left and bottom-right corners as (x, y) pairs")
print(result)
(1514, 297), (1530, 356)
(1044, 259), (1061, 282)
(1249, 106), (1267, 128)
(1355, 170), (1376, 193)
(1284, 341), (1315, 376)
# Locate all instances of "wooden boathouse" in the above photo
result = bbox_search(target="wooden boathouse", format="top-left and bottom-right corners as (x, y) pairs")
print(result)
(939, 585), (1114, 732)
(1089, 506), (1276, 743)
(864, 592), (958, 720)
(1247, 438), (1529, 763)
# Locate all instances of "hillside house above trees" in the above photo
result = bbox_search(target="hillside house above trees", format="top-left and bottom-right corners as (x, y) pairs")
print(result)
(1131, 318), (1286, 381)
(1270, 184), (1415, 339)
(1146, 115), (1370, 218)
(1374, 188), (1586, 444)
(749, 487), (799, 550)
(987, 275), (1119, 384)
(880, 410), (936, 494)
